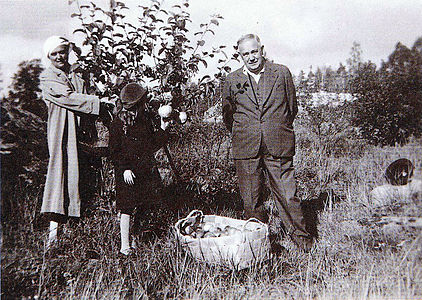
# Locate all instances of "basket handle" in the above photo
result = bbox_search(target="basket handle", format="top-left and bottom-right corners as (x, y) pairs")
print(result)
(242, 217), (266, 231)
(174, 210), (204, 235)
(185, 209), (203, 219)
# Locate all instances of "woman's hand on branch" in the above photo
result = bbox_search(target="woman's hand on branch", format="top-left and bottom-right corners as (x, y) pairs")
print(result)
(123, 170), (136, 185)
(100, 96), (117, 106)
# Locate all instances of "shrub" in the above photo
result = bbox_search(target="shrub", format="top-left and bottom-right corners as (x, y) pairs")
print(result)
(1, 59), (48, 222)
(351, 42), (422, 146)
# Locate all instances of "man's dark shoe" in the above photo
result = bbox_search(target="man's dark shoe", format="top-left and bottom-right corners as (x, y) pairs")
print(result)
(269, 233), (287, 256)
(270, 242), (287, 256)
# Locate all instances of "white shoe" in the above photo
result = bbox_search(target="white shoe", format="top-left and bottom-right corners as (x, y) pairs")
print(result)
(119, 247), (133, 256)
(45, 236), (58, 252)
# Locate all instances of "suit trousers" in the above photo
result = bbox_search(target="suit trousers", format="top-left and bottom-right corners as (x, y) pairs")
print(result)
(235, 154), (310, 239)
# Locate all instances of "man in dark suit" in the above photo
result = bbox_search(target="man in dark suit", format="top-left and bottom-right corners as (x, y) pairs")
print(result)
(222, 34), (313, 251)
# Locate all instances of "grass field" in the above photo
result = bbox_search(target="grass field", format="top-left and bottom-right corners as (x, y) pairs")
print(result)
(2, 116), (421, 299)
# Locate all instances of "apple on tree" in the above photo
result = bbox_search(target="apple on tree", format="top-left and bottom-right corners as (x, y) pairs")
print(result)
(158, 104), (173, 119)
(179, 111), (187, 124)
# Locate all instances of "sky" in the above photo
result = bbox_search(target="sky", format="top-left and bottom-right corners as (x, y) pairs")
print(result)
(1, 0), (421, 92)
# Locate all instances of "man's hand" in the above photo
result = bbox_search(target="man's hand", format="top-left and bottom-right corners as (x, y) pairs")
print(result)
(123, 170), (136, 185)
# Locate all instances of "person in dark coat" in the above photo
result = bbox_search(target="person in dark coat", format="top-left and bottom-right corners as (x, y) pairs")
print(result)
(222, 34), (313, 252)
(109, 83), (170, 255)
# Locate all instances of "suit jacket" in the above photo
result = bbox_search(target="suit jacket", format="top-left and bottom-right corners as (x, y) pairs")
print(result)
(222, 61), (298, 159)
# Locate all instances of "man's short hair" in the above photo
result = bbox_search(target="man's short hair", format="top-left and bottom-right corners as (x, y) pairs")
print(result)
(236, 34), (261, 48)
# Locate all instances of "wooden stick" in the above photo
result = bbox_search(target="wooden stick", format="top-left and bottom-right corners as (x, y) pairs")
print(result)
(163, 144), (181, 182)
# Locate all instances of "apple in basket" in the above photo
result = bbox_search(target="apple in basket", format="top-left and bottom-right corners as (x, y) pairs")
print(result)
(158, 105), (173, 119)
(226, 226), (241, 236)
(188, 223), (242, 238)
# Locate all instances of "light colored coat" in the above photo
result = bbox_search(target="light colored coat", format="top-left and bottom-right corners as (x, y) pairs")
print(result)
(40, 65), (100, 217)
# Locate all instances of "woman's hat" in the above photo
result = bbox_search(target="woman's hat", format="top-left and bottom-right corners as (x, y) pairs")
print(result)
(120, 83), (148, 109)
(43, 36), (69, 59)
(385, 158), (414, 186)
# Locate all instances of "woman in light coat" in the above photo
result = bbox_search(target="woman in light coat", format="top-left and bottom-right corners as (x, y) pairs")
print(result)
(40, 36), (113, 249)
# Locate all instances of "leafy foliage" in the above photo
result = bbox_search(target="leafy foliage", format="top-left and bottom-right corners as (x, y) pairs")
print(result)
(346, 41), (363, 78)
(1, 59), (48, 221)
(296, 92), (364, 159)
(351, 41), (422, 146)
(295, 62), (350, 94)
(69, 0), (234, 111)
(5, 59), (46, 120)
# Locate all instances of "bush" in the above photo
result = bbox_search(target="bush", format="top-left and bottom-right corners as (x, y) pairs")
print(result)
(1, 59), (48, 222)
(296, 95), (366, 159)
(351, 42), (422, 146)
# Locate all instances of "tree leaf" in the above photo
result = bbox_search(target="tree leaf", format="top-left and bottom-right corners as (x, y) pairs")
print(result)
(73, 28), (86, 34)
(200, 59), (208, 68)
(200, 75), (211, 83)
(158, 47), (166, 56)
(197, 40), (205, 46)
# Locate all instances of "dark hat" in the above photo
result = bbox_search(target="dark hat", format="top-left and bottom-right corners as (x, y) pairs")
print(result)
(120, 83), (148, 109)
(385, 158), (414, 186)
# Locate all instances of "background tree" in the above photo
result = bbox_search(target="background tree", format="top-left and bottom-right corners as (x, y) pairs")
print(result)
(307, 67), (316, 93)
(6, 59), (46, 120)
(1, 60), (48, 221)
(296, 69), (306, 92)
(346, 41), (363, 92)
(323, 66), (335, 92)
(347, 41), (362, 75)
(0, 64), (3, 93)
(412, 36), (422, 55)
(351, 41), (422, 146)
(335, 63), (347, 92)
(314, 67), (323, 92)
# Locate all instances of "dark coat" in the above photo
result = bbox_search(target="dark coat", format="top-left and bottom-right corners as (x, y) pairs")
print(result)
(222, 61), (298, 159)
(109, 112), (168, 213)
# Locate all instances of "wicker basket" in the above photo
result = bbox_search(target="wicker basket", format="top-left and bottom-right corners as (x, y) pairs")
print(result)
(175, 210), (270, 270)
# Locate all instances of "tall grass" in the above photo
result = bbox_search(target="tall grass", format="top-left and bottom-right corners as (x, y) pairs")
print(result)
(2, 112), (422, 299)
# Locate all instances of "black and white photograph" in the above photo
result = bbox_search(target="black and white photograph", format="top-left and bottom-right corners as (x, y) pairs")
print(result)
(1, 0), (421, 298)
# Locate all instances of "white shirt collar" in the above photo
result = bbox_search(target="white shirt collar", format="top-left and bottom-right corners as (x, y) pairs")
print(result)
(243, 65), (265, 83)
